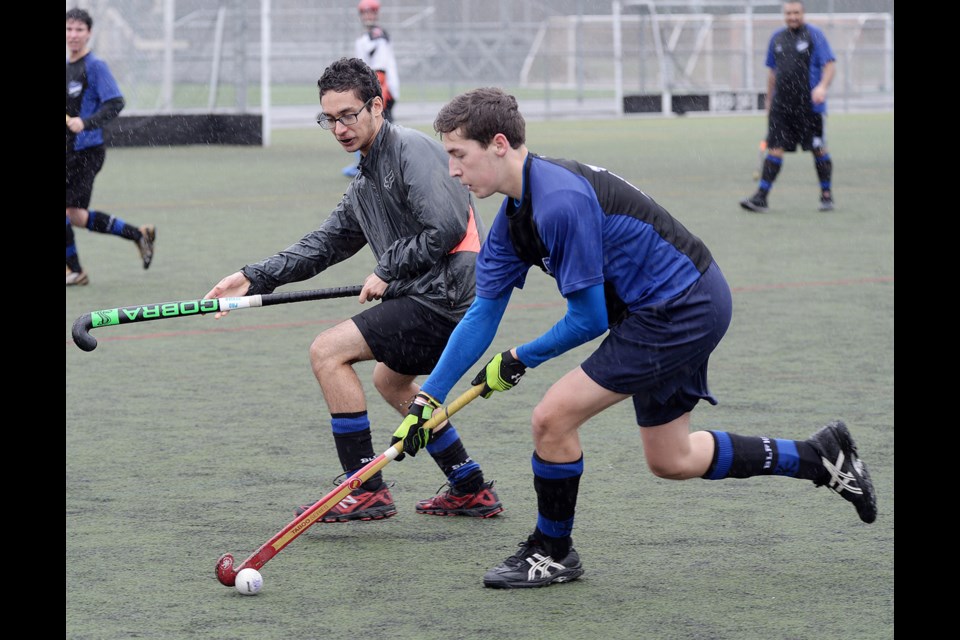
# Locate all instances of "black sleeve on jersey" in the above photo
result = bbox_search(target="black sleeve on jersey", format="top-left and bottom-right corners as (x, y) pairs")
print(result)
(84, 96), (125, 131)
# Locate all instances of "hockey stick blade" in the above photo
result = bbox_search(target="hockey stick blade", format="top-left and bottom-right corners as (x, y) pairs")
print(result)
(216, 383), (486, 586)
(71, 285), (363, 352)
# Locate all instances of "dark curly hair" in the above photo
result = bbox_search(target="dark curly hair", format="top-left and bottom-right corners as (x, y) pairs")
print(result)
(66, 7), (93, 29)
(318, 57), (382, 103)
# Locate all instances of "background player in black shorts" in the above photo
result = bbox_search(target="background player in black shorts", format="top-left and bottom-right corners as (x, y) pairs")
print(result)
(66, 8), (156, 285)
(740, 1), (837, 213)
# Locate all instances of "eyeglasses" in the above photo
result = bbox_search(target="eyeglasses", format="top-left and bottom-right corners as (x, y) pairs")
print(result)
(316, 98), (374, 130)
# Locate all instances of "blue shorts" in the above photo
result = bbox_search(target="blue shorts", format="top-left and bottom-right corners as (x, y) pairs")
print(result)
(581, 261), (732, 426)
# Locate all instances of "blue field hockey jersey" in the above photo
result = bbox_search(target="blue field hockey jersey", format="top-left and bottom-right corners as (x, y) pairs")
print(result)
(417, 153), (717, 400)
(766, 24), (835, 116)
(477, 154), (713, 314)
(66, 52), (123, 151)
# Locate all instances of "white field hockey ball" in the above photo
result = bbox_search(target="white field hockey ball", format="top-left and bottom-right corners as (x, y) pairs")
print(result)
(235, 568), (263, 595)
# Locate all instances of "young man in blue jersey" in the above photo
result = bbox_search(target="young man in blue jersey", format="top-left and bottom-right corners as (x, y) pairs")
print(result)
(389, 86), (876, 589)
(66, 8), (156, 285)
(741, 1), (837, 213)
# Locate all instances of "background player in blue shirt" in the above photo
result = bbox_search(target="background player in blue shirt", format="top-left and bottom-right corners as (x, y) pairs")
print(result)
(390, 86), (876, 589)
(66, 7), (156, 285)
(741, 1), (837, 213)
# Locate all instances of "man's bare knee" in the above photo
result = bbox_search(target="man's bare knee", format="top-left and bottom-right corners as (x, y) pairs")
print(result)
(309, 331), (342, 379)
(646, 456), (701, 480)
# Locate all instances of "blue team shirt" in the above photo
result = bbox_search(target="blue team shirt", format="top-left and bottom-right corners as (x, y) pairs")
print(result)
(66, 52), (123, 150)
(765, 24), (835, 115)
(418, 154), (716, 399)
(476, 155), (711, 311)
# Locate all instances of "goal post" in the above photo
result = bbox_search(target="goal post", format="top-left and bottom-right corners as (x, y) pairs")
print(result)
(520, 1), (893, 117)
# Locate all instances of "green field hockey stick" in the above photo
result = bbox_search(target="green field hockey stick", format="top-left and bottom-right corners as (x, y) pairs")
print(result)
(71, 284), (363, 352)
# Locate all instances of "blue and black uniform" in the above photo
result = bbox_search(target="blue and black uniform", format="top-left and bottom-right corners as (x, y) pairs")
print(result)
(419, 153), (841, 561)
(422, 153), (730, 423)
(743, 19), (837, 211)
(66, 50), (153, 274)
(766, 22), (835, 150)
(67, 53), (125, 165)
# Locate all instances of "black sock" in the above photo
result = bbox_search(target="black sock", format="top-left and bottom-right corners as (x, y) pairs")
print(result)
(815, 153), (832, 195)
(330, 412), (383, 491)
(532, 452), (583, 559)
(425, 423), (483, 493)
(88, 210), (141, 241)
(66, 217), (82, 272)
(703, 431), (823, 482)
(758, 155), (783, 193)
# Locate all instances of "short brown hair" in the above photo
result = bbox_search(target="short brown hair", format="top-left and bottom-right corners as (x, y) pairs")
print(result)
(434, 87), (525, 149)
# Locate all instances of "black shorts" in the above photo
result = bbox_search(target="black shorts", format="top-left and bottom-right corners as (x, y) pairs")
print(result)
(581, 261), (732, 426)
(66, 145), (106, 209)
(353, 296), (460, 376)
(767, 109), (825, 153)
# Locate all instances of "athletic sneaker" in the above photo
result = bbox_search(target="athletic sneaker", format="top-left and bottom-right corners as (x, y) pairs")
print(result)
(137, 225), (156, 270)
(818, 196), (835, 212)
(808, 420), (877, 523)
(66, 270), (89, 286)
(739, 191), (769, 213)
(483, 535), (584, 589)
(415, 480), (504, 518)
(294, 484), (397, 522)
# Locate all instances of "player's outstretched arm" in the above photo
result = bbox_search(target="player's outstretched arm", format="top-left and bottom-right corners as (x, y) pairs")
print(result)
(203, 271), (251, 319)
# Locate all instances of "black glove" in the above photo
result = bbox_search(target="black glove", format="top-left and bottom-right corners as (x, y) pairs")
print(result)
(390, 392), (440, 461)
(470, 350), (527, 399)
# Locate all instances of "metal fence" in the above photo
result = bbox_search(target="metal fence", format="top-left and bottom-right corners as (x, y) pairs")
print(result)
(68, 0), (894, 121)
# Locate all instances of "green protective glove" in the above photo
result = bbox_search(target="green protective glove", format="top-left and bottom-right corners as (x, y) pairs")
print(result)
(470, 350), (527, 399)
(391, 392), (441, 461)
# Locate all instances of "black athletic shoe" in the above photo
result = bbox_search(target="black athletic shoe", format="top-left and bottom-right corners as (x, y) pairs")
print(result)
(483, 535), (584, 589)
(818, 196), (835, 212)
(808, 420), (877, 523)
(739, 192), (769, 213)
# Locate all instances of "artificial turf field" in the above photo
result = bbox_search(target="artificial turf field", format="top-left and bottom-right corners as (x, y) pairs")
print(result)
(65, 111), (893, 639)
